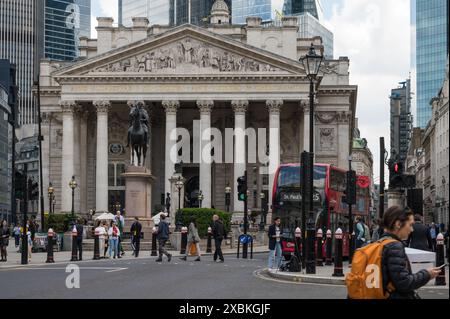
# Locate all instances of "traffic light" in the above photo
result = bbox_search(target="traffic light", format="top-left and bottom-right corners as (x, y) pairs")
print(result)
(237, 176), (247, 201)
(30, 181), (39, 200)
(345, 170), (357, 205)
(389, 160), (416, 189)
(14, 170), (25, 200)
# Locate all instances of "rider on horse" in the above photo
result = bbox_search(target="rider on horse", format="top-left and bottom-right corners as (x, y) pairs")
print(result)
(127, 102), (149, 148)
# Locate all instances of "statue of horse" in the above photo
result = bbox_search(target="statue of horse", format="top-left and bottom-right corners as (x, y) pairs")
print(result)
(127, 106), (148, 166)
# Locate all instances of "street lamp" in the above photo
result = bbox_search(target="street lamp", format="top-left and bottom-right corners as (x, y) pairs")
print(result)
(198, 190), (204, 208)
(225, 185), (231, 212)
(69, 176), (77, 223)
(175, 176), (184, 231)
(47, 183), (55, 215)
(300, 43), (323, 274)
(114, 202), (121, 213)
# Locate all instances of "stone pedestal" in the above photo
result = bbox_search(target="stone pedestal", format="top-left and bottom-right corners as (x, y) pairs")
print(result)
(122, 166), (155, 240)
(387, 190), (404, 208)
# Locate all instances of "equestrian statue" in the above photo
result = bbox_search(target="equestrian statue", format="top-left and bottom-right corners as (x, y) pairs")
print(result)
(126, 101), (149, 166)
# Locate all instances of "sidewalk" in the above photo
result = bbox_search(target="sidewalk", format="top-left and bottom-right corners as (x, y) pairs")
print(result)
(265, 263), (450, 290)
(0, 244), (270, 268)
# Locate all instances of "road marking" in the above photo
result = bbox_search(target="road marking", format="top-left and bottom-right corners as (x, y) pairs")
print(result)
(105, 268), (128, 273)
(253, 269), (347, 288)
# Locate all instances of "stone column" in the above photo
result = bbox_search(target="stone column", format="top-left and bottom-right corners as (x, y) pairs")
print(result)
(93, 100), (111, 212)
(60, 101), (76, 212)
(73, 105), (82, 213)
(267, 100), (283, 213)
(232, 100), (248, 212)
(79, 110), (89, 213)
(163, 100), (180, 196)
(197, 100), (214, 208)
(337, 111), (351, 169)
(41, 112), (52, 214)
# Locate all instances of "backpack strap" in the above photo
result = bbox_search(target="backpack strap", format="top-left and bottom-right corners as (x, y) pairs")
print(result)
(377, 237), (400, 297)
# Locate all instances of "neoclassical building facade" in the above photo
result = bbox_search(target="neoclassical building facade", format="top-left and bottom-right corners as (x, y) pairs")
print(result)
(39, 3), (357, 217)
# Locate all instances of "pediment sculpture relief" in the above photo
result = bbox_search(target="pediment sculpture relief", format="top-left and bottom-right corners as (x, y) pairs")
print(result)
(90, 38), (282, 74)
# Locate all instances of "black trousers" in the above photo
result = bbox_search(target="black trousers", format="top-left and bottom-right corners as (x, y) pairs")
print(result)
(132, 236), (140, 257)
(214, 238), (224, 261)
(76, 238), (83, 260)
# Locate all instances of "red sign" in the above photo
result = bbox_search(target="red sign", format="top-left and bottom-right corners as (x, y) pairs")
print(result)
(357, 176), (370, 188)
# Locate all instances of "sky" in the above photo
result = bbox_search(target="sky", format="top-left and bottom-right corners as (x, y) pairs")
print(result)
(91, 0), (413, 183)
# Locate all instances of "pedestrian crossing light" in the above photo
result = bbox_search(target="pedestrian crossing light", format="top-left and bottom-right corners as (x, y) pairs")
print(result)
(237, 176), (247, 201)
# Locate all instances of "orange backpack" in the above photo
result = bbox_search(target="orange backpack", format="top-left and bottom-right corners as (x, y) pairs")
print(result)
(346, 238), (398, 299)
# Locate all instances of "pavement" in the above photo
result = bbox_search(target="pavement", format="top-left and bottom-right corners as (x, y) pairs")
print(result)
(1, 245), (448, 299)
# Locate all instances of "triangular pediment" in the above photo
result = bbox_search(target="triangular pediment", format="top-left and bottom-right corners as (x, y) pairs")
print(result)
(54, 24), (307, 78)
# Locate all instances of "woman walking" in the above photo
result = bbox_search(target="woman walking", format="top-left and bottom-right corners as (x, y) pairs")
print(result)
(179, 217), (201, 261)
(0, 220), (10, 262)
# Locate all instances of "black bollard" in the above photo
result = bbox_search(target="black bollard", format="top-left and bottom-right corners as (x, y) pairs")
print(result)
(325, 229), (333, 266)
(332, 228), (344, 277)
(46, 229), (55, 263)
(180, 226), (188, 255)
(294, 227), (302, 262)
(436, 233), (446, 286)
(93, 229), (100, 260)
(70, 227), (78, 262)
(206, 226), (212, 253)
(151, 227), (158, 256)
(316, 229), (323, 266)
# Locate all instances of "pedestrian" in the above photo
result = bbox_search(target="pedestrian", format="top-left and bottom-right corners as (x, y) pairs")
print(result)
(363, 218), (371, 244)
(444, 224), (449, 263)
(103, 222), (109, 258)
(13, 224), (21, 249)
(75, 218), (84, 261)
(180, 217), (201, 261)
(407, 214), (432, 251)
(29, 217), (36, 242)
(0, 220), (10, 262)
(94, 220), (106, 258)
(355, 216), (366, 249)
(155, 213), (171, 262)
(130, 217), (142, 257)
(212, 214), (225, 262)
(371, 219), (383, 242)
(115, 211), (125, 256)
(26, 227), (32, 262)
(108, 221), (121, 259)
(267, 216), (282, 269)
(377, 206), (441, 299)
(429, 222), (438, 252)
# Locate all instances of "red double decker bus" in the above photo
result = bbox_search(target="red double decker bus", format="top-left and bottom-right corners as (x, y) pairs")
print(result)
(271, 163), (371, 258)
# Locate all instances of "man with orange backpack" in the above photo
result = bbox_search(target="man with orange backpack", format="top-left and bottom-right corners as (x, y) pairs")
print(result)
(346, 206), (441, 299)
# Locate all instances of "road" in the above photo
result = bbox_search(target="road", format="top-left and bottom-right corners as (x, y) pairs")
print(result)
(0, 253), (447, 299)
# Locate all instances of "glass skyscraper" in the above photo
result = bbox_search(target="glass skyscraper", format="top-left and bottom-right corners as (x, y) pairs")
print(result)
(296, 12), (332, 59)
(414, 0), (448, 128)
(44, 0), (91, 61)
(283, 0), (321, 19)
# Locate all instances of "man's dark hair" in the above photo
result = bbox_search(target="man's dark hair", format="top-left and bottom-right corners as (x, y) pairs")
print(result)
(382, 206), (413, 231)
(134, 217), (139, 221)
(273, 216), (280, 223)
(160, 213), (166, 220)
(414, 214), (422, 222)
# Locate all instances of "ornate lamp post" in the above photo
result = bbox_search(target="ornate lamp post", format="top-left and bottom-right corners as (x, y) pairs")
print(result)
(69, 176), (77, 223)
(198, 190), (204, 208)
(300, 43), (323, 274)
(225, 185), (231, 212)
(114, 202), (121, 213)
(175, 176), (184, 231)
(47, 183), (55, 215)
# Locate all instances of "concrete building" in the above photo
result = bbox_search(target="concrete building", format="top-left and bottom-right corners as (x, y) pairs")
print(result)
(38, 4), (357, 224)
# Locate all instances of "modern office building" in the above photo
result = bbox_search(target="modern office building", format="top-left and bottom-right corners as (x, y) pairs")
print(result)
(174, 0), (232, 25)
(295, 12), (332, 59)
(0, 0), (44, 126)
(283, 0), (322, 19)
(44, 0), (91, 61)
(414, 0), (448, 128)
(232, 0), (278, 24)
(390, 79), (413, 165)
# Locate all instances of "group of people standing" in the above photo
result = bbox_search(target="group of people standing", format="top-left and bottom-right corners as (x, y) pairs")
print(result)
(0, 218), (37, 262)
(94, 211), (126, 259)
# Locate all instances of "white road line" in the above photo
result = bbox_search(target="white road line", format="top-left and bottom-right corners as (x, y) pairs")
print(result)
(105, 268), (128, 273)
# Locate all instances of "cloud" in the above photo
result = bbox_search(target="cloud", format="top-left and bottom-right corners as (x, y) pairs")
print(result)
(91, 0), (119, 38)
(323, 0), (411, 181)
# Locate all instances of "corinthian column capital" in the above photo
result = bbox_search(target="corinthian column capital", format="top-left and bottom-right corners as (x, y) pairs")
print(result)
(162, 100), (180, 114)
(59, 100), (78, 114)
(93, 100), (111, 114)
(197, 100), (214, 114)
(231, 100), (248, 114)
(266, 100), (283, 114)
